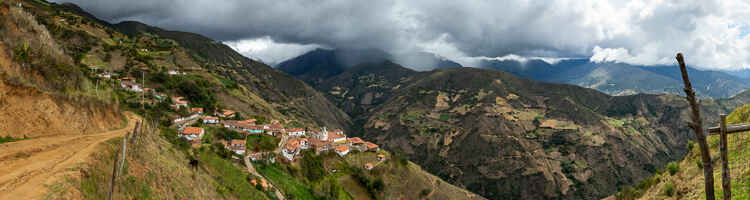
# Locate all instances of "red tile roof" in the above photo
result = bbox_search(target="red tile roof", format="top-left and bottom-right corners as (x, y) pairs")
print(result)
(230, 139), (246, 145)
(348, 137), (364, 144)
(365, 142), (378, 149)
(204, 116), (218, 120)
(182, 127), (203, 135)
(191, 107), (204, 113)
(335, 145), (349, 152)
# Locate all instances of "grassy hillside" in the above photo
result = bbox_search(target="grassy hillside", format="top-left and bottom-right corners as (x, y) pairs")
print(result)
(614, 104), (750, 200)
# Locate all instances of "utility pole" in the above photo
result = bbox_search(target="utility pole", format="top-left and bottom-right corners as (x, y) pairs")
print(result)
(676, 53), (715, 200)
(141, 70), (145, 110)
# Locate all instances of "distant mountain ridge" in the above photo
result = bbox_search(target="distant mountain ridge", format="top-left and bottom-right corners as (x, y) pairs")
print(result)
(277, 48), (461, 85)
(479, 58), (750, 98)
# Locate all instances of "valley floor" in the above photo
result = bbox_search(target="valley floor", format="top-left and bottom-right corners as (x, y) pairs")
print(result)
(0, 113), (138, 199)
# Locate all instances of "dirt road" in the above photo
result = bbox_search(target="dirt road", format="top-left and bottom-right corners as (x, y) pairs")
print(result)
(0, 113), (139, 199)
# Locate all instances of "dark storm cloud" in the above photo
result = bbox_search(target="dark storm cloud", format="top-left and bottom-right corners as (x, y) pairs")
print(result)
(50, 0), (750, 69)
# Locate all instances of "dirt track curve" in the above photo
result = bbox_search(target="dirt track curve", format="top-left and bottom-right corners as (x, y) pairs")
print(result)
(0, 113), (139, 199)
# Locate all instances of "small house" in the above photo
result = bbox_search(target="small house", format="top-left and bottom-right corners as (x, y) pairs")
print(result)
(181, 127), (204, 141)
(218, 110), (235, 118)
(282, 137), (301, 161)
(310, 138), (333, 153)
(248, 125), (264, 134)
(168, 70), (185, 75)
(228, 139), (246, 155)
(269, 124), (285, 136)
(172, 97), (188, 109)
(203, 116), (219, 124)
(143, 88), (156, 94)
(365, 163), (373, 170)
(120, 81), (142, 92)
(287, 128), (305, 136)
(377, 154), (385, 161)
(335, 145), (350, 157)
(330, 130), (347, 143)
(191, 107), (204, 114)
(348, 137), (366, 151)
(98, 72), (112, 79)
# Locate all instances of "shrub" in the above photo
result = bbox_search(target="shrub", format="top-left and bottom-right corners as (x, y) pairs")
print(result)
(695, 159), (703, 169)
(667, 162), (680, 175)
(664, 182), (674, 197)
(420, 189), (431, 197)
(687, 140), (694, 150)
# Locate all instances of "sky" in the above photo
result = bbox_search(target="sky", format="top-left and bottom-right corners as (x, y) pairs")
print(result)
(52, 0), (750, 70)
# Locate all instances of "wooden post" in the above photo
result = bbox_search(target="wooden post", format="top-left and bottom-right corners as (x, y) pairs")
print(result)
(109, 147), (121, 200)
(676, 53), (715, 200)
(720, 114), (731, 199)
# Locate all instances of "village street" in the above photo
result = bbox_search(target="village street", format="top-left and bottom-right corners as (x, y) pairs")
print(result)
(243, 132), (290, 200)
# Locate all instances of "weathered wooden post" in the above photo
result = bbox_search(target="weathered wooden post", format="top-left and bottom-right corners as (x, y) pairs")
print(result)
(720, 114), (731, 199)
(109, 147), (121, 200)
(676, 53), (715, 200)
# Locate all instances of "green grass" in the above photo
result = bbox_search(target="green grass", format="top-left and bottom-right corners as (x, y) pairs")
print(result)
(246, 134), (280, 152)
(256, 163), (316, 199)
(199, 150), (269, 199)
(605, 118), (625, 128)
(0, 135), (26, 144)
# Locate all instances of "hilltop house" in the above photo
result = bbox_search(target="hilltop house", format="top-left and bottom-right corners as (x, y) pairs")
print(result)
(365, 163), (374, 170)
(335, 145), (350, 157)
(227, 139), (246, 155)
(181, 127), (204, 141)
(365, 142), (379, 152)
(191, 107), (204, 114)
(120, 81), (142, 92)
(377, 154), (385, 161)
(287, 128), (305, 136)
(203, 116), (219, 124)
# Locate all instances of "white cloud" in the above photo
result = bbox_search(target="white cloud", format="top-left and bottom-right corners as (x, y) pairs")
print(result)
(223, 36), (323, 66)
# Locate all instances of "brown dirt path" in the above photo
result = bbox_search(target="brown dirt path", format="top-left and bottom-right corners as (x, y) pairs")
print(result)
(0, 113), (139, 200)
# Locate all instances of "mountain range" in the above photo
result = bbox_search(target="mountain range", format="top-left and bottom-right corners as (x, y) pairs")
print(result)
(279, 54), (750, 199)
(478, 58), (750, 98)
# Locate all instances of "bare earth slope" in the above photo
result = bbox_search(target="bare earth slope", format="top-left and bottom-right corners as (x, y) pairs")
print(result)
(0, 113), (138, 200)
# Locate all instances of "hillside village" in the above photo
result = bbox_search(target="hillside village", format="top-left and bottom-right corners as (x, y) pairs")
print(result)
(112, 72), (388, 190)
